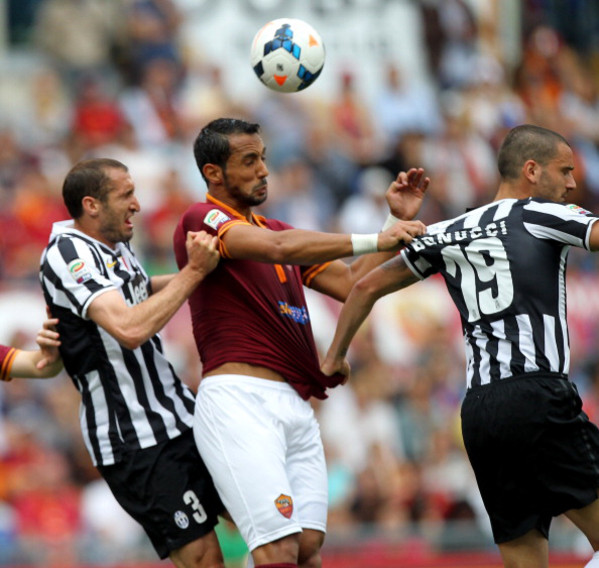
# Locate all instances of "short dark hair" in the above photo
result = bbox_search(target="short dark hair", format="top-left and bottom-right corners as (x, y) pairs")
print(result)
(193, 118), (261, 182)
(497, 124), (570, 180)
(62, 158), (128, 219)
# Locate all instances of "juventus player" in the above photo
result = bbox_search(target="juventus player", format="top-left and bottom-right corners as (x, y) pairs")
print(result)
(322, 124), (599, 568)
(39, 159), (225, 568)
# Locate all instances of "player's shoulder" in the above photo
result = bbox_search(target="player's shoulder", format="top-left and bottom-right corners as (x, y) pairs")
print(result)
(526, 197), (595, 217)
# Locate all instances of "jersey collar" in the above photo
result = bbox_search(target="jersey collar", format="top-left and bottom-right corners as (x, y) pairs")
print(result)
(206, 193), (267, 226)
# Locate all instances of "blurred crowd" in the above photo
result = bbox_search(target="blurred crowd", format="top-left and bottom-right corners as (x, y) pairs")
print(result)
(2, 0), (599, 565)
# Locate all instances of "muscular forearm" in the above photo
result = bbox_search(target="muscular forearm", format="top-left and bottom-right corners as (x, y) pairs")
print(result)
(232, 228), (356, 264)
(91, 264), (203, 350)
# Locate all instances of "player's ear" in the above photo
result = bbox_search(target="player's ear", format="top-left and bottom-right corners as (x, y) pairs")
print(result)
(203, 164), (223, 185)
(81, 196), (100, 217)
(523, 159), (539, 183)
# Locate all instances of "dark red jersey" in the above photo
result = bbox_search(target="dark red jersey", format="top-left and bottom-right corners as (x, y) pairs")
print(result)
(174, 195), (344, 400)
(0, 344), (17, 381)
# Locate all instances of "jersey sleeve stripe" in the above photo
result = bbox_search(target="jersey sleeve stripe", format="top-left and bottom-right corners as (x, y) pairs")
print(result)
(302, 262), (331, 286)
(0, 347), (17, 381)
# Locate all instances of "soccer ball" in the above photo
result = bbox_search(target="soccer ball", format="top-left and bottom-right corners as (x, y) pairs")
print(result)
(250, 18), (325, 93)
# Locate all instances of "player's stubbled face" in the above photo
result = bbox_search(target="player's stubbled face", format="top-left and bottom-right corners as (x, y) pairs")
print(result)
(535, 143), (576, 203)
(98, 168), (140, 246)
(223, 133), (270, 207)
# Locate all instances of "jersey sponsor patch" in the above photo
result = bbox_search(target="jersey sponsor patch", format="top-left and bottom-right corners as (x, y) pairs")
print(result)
(204, 209), (231, 230)
(274, 493), (293, 519)
(68, 259), (92, 284)
(566, 203), (591, 215)
(278, 301), (309, 324)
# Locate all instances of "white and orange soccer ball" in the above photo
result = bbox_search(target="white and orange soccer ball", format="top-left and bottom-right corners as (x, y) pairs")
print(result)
(250, 18), (325, 93)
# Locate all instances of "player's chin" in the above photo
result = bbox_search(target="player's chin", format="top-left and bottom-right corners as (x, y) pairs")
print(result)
(121, 227), (134, 242)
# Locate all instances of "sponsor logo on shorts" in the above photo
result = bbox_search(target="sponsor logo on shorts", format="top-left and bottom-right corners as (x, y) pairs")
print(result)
(174, 510), (190, 529)
(204, 209), (231, 230)
(68, 259), (92, 284)
(274, 494), (293, 519)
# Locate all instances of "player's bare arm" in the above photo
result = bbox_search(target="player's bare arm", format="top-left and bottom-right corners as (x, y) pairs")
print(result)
(220, 219), (425, 265)
(321, 254), (419, 379)
(88, 231), (219, 349)
(588, 220), (599, 251)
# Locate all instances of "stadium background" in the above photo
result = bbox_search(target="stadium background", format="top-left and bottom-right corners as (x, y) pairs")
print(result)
(1, 0), (599, 566)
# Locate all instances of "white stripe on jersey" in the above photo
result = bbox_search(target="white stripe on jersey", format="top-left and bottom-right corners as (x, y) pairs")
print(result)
(524, 199), (599, 249)
(490, 319), (513, 379)
(493, 199), (516, 221)
(515, 314), (539, 373)
(82, 370), (115, 465)
(523, 223), (585, 247)
(473, 325), (491, 386)
(543, 314), (559, 373)
(558, 247), (570, 375)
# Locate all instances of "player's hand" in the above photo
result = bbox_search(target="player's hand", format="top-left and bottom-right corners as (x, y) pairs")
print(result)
(36, 314), (61, 370)
(186, 231), (220, 277)
(321, 356), (351, 386)
(377, 219), (426, 251)
(386, 167), (430, 221)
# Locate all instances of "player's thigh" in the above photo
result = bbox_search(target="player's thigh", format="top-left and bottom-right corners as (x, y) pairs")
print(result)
(287, 408), (328, 533)
(564, 491), (599, 550)
(194, 376), (304, 549)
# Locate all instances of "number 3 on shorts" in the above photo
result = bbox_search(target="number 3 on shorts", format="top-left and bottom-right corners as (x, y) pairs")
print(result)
(183, 489), (208, 523)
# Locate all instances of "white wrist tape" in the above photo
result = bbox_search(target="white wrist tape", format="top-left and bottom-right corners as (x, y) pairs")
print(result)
(382, 213), (401, 231)
(351, 233), (379, 256)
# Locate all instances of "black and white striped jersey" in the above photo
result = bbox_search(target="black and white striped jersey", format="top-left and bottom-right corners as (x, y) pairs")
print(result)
(39, 221), (195, 466)
(401, 198), (599, 389)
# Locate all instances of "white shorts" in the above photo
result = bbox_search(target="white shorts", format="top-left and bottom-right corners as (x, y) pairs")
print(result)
(194, 374), (328, 551)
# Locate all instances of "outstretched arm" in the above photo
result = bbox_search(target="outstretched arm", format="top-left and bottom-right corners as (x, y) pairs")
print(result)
(321, 254), (420, 382)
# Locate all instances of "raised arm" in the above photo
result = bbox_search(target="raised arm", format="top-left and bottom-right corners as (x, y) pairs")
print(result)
(88, 231), (219, 350)
(320, 254), (420, 381)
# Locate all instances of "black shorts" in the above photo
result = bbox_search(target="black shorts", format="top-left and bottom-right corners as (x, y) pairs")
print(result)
(98, 429), (224, 559)
(461, 374), (599, 544)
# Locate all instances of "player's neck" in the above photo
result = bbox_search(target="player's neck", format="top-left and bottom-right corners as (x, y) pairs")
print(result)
(493, 180), (530, 202)
(73, 219), (118, 250)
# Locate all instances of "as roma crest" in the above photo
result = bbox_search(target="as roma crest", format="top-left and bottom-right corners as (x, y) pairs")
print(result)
(274, 493), (293, 519)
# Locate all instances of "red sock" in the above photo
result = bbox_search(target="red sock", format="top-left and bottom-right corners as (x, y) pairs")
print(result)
(254, 564), (297, 568)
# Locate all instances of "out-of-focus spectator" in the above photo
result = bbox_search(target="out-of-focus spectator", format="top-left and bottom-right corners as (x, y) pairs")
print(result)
(79, 477), (148, 563)
(119, 57), (185, 147)
(71, 75), (127, 153)
(121, 0), (184, 86)
(261, 156), (336, 231)
(338, 166), (394, 234)
(418, 106), (497, 216)
(32, 0), (126, 89)
(329, 70), (384, 166)
(372, 63), (443, 151)
(10, 447), (82, 566)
